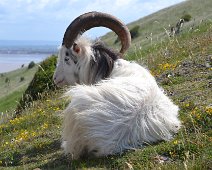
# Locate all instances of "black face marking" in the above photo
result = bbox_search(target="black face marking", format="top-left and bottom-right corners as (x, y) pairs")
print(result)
(64, 50), (78, 65)
(65, 57), (69, 62)
(69, 50), (78, 64)
(64, 56), (71, 66)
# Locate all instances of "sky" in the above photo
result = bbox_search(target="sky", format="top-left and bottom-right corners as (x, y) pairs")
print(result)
(0, 0), (185, 42)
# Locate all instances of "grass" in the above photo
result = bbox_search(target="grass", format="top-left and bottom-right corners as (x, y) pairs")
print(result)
(0, 89), (25, 113)
(102, 0), (212, 52)
(0, 66), (38, 113)
(0, 91), (64, 169)
(0, 1), (212, 169)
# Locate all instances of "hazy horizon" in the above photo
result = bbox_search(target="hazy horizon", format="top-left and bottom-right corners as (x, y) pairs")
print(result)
(0, 40), (60, 46)
(0, 40), (58, 73)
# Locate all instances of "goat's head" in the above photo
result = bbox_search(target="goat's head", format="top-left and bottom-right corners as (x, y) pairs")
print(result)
(53, 11), (131, 87)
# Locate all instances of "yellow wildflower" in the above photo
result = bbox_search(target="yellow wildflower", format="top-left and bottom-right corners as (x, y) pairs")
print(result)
(205, 107), (212, 115)
(196, 113), (201, 120)
(185, 103), (190, 107)
(173, 140), (178, 145)
(54, 107), (60, 111)
(41, 123), (49, 130)
(32, 131), (37, 137)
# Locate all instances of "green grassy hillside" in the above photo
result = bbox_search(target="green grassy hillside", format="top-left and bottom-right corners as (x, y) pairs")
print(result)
(102, 0), (212, 52)
(0, 0), (212, 169)
(0, 66), (38, 113)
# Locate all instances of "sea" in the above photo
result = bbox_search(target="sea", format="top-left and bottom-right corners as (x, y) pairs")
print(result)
(0, 40), (59, 73)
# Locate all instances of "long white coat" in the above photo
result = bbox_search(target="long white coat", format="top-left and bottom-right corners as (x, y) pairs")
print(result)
(61, 58), (181, 159)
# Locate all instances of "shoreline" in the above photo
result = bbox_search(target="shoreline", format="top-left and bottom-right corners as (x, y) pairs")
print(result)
(0, 53), (54, 73)
(0, 62), (29, 73)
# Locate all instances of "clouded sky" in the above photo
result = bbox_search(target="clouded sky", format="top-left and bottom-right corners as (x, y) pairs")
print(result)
(0, 0), (185, 42)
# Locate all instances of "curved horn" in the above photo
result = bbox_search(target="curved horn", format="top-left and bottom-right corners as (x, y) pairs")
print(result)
(62, 11), (131, 54)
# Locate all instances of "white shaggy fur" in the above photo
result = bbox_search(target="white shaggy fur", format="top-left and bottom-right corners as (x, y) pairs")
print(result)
(53, 37), (181, 159)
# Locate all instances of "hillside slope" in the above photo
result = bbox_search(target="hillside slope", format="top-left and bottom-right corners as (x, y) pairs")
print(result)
(0, 66), (38, 113)
(102, 0), (212, 52)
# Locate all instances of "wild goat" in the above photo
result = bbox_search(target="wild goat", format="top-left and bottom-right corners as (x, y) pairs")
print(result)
(53, 12), (181, 159)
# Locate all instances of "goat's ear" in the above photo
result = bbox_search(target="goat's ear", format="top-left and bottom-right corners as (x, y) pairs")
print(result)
(73, 43), (80, 54)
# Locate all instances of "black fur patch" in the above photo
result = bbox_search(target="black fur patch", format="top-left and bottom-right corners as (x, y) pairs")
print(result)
(90, 41), (121, 83)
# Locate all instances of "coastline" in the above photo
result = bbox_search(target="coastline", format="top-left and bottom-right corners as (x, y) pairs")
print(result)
(0, 53), (54, 73)
(0, 63), (25, 73)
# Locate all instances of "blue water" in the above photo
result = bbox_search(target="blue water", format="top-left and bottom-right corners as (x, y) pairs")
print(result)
(0, 53), (49, 64)
(0, 53), (52, 73)
(0, 40), (59, 73)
